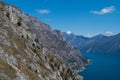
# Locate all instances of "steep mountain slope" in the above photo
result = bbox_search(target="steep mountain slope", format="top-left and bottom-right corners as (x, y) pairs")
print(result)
(63, 32), (120, 54)
(0, 2), (88, 80)
(63, 32), (89, 49)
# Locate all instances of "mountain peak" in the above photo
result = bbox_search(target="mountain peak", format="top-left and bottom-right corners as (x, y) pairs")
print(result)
(91, 34), (107, 40)
(0, 1), (88, 80)
(63, 32), (120, 54)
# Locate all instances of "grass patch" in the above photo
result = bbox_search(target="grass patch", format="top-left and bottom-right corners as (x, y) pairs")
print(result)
(0, 60), (16, 79)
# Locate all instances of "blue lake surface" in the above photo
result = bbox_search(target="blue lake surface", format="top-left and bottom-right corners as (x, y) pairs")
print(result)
(80, 52), (120, 80)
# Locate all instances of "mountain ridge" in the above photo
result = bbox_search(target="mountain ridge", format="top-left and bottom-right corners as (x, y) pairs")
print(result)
(0, 1), (88, 80)
(63, 32), (120, 54)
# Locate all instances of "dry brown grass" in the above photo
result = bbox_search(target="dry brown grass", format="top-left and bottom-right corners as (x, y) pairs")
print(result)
(0, 60), (16, 79)
(18, 63), (39, 80)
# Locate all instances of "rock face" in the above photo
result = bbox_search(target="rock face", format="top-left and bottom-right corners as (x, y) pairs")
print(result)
(63, 32), (120, 54)
(0, 2), (88, 80)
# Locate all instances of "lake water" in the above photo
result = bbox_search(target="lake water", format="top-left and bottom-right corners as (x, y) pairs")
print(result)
(79, 52), (120, 80)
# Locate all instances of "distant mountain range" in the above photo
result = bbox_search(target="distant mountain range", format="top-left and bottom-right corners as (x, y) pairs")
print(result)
(63, 32), (120, 54)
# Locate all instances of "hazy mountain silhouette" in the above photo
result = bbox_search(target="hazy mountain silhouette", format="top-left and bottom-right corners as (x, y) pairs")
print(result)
(63, 32), (120, 54)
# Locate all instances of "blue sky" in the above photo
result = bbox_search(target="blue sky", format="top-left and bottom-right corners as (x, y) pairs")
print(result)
(3, 0), (120, 37)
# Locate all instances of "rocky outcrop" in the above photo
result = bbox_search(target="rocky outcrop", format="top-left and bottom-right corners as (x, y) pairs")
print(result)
(0, 1), (88, 80)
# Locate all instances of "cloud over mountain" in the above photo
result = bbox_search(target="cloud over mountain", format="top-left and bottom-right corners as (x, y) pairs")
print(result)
(66, 31), (72, 35)
(104, 31), (113, 35)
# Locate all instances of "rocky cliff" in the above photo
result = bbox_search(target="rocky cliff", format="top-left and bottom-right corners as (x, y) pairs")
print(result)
(0, 1), (88, 80)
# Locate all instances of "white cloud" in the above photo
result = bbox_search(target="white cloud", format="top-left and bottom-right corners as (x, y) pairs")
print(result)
(66, 31), (72, 35)
(37, 9), (50, 14)
(90, 6), (115, 15)
(104, 31), (113, 35)
(85, 34), (95, 38)
(85, 31), (114, 37)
